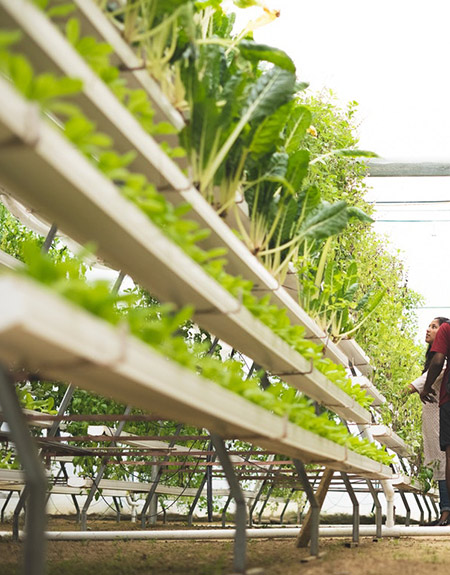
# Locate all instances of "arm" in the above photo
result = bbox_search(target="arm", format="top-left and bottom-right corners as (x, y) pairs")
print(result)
(408, 372), (427, 394)
(420, 352), (445, 403)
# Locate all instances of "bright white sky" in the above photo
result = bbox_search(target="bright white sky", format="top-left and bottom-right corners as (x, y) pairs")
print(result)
(234, 0), (450, 341)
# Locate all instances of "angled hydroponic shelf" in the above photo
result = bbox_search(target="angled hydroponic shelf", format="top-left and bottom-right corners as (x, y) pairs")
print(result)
(0, 75), (370, 424)
(0, 275), (390, 477)
(0, 2), (434, 574)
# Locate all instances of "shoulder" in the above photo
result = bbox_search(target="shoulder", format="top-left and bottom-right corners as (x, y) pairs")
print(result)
(432, 323), (450, 353)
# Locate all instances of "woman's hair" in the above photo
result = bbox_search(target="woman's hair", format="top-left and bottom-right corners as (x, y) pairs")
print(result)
(423, 316), (450, 373)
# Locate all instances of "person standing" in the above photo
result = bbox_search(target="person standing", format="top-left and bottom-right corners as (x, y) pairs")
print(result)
(420, 318), (450, 526)
(408, 317), (450, 525)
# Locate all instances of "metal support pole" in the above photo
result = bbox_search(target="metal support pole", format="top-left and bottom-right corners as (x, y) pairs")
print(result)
(0, 366), (47, 575)
(293, 460), (319, 556)
(113, 497), (121, 522)
(1, 491), (14, 522)
(248, 455), (275, 527)
(398, 491), (411, 526)
(257, 483), (275, 523)
(140, 424), (183, 527)
(210, 434), (246, 574)
(160, 501), (167, 524)
(430, 496), (439, 521)
(340, 472), (359, 545)
(413, 493), (425, 525)
(221, 495), (232, 527)
(248, 469), (265, 528)
(366, 480), (382, 539)
(422, 494), (432, 524)
(80, 405), (132, 530)
(279, 488), (295, 524)
(187, 468), (210, 527)
(13, 383), (77, 537)
(41, 223), (57, 254)
(206, 439), (214, 522)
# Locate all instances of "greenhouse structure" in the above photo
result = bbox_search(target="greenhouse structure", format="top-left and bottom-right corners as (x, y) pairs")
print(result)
(0, 1), (449, 574)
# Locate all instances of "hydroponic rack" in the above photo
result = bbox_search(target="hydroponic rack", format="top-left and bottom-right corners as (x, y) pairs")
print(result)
(0, 1), (431, 574)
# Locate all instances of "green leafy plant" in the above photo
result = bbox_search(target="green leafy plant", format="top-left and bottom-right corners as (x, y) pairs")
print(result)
(13, 242), (388, 463)
(297, 238), (385, 342)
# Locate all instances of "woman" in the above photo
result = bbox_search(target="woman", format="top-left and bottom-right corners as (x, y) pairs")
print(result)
(408, 317), (450, 526)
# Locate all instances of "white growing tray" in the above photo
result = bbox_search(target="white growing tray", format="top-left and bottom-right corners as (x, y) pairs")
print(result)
(0, 0), (352, 370)
(0, 276), (391, 479)
(0, 76), (371, 423)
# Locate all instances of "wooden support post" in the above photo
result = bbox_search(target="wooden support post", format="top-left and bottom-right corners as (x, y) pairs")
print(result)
(296, 468), (333, 549)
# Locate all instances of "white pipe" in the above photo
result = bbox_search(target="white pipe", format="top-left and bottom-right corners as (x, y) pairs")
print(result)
(125, 494), (140, 523)
(2, 525), (450, 540)
(381, 480), (395, 528)
(358, 423), (395, 528)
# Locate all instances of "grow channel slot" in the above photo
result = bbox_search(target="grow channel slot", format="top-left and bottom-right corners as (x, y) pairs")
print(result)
(0, 0), (353, 370)
(0, 275), (391, 479)
(0, 76), (370, 424)
(370, 424), (412, 458)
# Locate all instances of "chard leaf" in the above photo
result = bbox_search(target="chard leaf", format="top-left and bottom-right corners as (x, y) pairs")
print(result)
(238, 40), (296, 73)
(243, 66), (296, 124)
(286, 149), (310, 191)
(284, 105), (312, 154)
(299, 201), (350, 241)
(248, 103), (290, 156)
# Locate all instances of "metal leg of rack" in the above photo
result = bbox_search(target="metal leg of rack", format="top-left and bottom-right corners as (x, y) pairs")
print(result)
(80, 405), (132, 531)
(341, 472), (359, 545)
(187, 464), (213, 527)
(221, 494), (232, 527)
(430, 496), (439, 521)
(257, 483), (275, 524)
(206, 439), (214, 523)
(0, 366), (47, 575)
(366, 480), (382, 539)
(1, 491), (14, 523)
(210, 434), (247, 574)
(279, 488), (295, 525)
(422, 494), (432, 524)
(41, 223), (58, 254)
(139, 424), (183, 527)
(113, 496), (121, 522)
(412, 493), (425, 525)
(293, 460), (320, 557)
(398, 490), (411, 526)
(12, 383), (76, 538)
(248, 470), (265, 528)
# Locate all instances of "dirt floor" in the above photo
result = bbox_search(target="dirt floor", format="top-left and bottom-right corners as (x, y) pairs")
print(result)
(2, 518), (450, 574)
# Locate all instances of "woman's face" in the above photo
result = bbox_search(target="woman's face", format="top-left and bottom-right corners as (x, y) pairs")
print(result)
(425, 319), (441, 344)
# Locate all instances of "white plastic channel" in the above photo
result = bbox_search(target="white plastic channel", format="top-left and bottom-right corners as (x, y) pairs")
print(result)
(0, 275), (391, 478)
(0, 77), (371, 423)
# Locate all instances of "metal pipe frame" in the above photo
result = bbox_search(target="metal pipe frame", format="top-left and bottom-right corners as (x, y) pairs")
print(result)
(365, 480), (382, 539)
(221, 494), (232, 527)
(1, 490), (14, 523)
(140, 424), (183, 527)
(206, 439), (214, 522)
(421, 494), (432, 524)
(80, 404), (132, 530)
(398, 490), (411, 527)
(0, 365), (48, 575)
(187, 456), (216, 527)
(257, 483), (275, 524)
(279, 488), (295, 525)
(112, 496), (121, 522)
(412, 493), (425, 525)
(430, 496), (439, 521)
(293, 459), (319, 556)
(210, 434), (247, 574)
(340, 472), (359, 544)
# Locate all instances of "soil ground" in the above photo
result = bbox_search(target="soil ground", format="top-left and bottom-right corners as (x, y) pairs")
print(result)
(2, 517), (450, 574)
